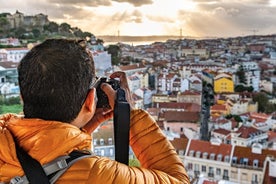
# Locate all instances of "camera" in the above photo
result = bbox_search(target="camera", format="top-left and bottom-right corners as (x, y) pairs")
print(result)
(96, 77), (120, 108)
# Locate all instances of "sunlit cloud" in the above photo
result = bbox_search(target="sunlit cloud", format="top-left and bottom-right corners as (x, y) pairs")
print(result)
(1, 0), (276, 37)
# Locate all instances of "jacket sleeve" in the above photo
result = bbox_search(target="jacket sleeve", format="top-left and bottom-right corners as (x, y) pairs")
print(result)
(81, 109), (190, 184)
(129, 109), (189, 183)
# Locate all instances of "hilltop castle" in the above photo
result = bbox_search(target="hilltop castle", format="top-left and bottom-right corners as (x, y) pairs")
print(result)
(4, 10), (49, 30)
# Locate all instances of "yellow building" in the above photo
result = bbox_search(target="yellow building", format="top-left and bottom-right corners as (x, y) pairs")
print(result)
(214, 74), (234, 94)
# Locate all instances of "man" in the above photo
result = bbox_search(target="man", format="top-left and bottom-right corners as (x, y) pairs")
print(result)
(0, 39), (189, 183)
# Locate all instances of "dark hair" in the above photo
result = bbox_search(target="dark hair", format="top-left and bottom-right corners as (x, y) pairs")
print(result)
(18, 39), (95, 122)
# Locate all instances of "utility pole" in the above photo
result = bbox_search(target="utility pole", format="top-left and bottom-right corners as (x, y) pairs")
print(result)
(200, 83), (214, 141)
(117, 30), (120, 43)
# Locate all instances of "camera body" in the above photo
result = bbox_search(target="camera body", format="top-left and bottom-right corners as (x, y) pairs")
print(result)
(96, 77), (120, 108)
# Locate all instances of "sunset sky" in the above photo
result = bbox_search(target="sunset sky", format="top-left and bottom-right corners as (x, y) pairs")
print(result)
(1, 0), (276, 38)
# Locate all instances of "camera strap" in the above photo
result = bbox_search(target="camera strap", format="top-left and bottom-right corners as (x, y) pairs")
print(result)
(113, 88), (130, 165)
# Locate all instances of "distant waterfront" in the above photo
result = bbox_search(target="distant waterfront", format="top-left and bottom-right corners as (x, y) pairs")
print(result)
(98, 35), (217, 46)
(104, 41), (158, 46)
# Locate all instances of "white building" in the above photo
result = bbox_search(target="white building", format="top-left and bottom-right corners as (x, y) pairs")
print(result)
(0, 48), (29, 62)
(239, 62), (260, 92)
(171, 138), (276, 184)
(91, 51), (112, 77)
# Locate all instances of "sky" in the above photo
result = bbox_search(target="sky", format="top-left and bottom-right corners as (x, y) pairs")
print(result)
(1, 0), (276, 38)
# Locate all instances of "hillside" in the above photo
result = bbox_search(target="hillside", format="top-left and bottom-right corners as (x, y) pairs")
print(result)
(0, 11), (94, 41)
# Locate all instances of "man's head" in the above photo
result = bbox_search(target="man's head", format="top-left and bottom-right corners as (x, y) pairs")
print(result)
(18, 39), (95, 123)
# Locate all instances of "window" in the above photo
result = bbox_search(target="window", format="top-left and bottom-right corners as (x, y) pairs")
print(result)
(109, 148), (114, 156)
(108, 138), (113, 145)
(232, 156), (237, 164)
(202, 165), (206, 172)
(243, 158), (249, 166)
(217, 154), (222, 161)
(100, 138), (104, 145)
(188, 163), (193, 170)
(196, 151), (201, 158)
(100, 149), (105, 156)
(252, 173), (258, 183)
(216, 168), (221, 176)
(210, 153), (215, 160)
(93, 139), (98, 146)
(180, 127), (184, 132)
(224, 155), (230, 162)
(189, 150), (194, 157)
(194, 164), (199, 171)
(253, 159), (259, 168)
(203, 152), (208, 159)
(208, 167), (214, 177)
(223, 169), (229, 180)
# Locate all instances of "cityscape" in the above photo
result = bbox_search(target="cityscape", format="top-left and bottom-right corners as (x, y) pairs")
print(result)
(1, 10), (276, 184)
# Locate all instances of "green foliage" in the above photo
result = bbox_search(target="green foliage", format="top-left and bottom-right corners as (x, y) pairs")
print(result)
(0, 18), (94, 41)
(225, 114), (242, 122)
(129, 158), (140, 167)
(32, 28), (41, 38)
(0, 96), (22, 114)
(236, 66), (246, 84)
(44, 22), (59, 33)
(0, 96), (21, 105)
(233, 115), (242, 122)
(235, 85), (253, 92)
(252, 92), (273, 113)
(1, 104), (23, 114)
(105, 45), (121, 65)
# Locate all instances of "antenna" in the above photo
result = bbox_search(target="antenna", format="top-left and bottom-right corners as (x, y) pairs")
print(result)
(249, 29), (259, 36)
(117, 30), (120, 43)
(180, 28), (182, 39)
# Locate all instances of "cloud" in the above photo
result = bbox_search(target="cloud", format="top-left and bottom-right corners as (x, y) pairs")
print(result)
(177, 1), (276, 37)
(112, 0), (153, 7)
(48, 0), (112, 7)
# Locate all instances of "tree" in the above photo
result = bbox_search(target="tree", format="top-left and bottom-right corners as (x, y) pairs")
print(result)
(96, 38), (104, 45)
(236, 66), (246, 84)
(14, 27), (26, 38)
(253, 92), (269, 113)
(44, 21), (59, 33)
(59, 23), (71, 33)
(32, 28), (41, 38)
(235, 85), (253, 92)
(0, 17), (9, 31)
(82, 32), (93, 39)
(106, 45), (121, 65)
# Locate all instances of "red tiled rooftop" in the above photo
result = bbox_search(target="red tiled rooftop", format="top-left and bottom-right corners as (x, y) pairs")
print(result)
(235, 125), (264, 139)
(211, 104), (227, 111)
(155, 102), (200, 112)
(119, 63), (146, 71)
(188, 139), (232, 158)
(164, 111), (200, 122)
(170, 137), (189, 151)
(213, 128), (231, 135)
(233, 145), (276, 168)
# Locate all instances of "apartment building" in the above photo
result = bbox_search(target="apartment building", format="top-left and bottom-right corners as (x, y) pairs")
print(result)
(171, 138), (276, 184)
(214, 73), (234, 93)
(0, 47), (29, 62)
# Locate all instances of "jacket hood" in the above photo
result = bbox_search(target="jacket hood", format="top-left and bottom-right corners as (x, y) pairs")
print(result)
(0, 113), (91, 182)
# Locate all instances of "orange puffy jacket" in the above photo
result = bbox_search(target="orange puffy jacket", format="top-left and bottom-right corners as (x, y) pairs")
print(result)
(0, 109), (190, 184)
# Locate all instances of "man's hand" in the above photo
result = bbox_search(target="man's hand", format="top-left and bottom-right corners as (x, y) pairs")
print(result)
(83, 83), (116, 134)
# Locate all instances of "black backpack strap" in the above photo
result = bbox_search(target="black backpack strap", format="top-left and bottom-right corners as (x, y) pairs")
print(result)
(11, 135), (93, 184)
(113, 88), (130, 165)
(13, 138), (50, 184)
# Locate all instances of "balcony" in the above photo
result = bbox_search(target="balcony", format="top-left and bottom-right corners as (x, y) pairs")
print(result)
(208, 173), (214, 178)
(223, 175), (229, 180)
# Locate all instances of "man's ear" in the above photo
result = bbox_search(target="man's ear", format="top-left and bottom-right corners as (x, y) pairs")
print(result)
(84, 88), (96, 112)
